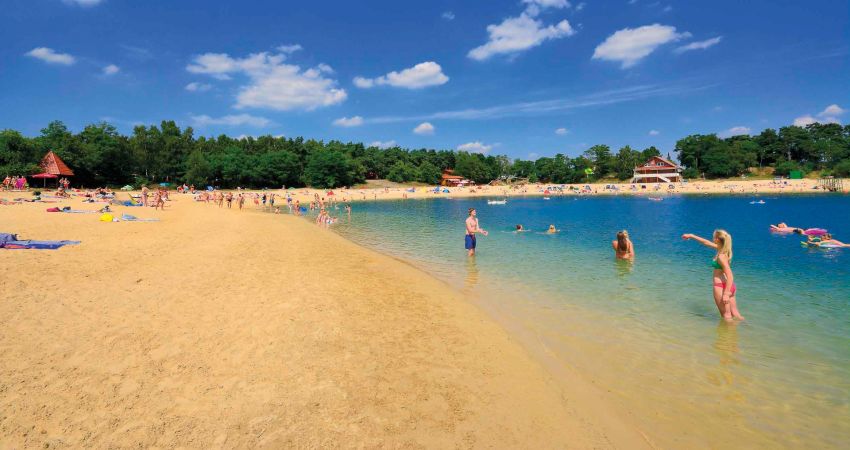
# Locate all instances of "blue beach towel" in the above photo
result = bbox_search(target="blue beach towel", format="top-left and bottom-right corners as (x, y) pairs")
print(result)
(121, 214), (159, 222)
(0, 232), (80, 250)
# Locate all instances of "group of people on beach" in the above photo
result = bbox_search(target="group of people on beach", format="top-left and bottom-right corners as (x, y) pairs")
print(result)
(2, 175), (28, 191)
(466, 208), (744, 321)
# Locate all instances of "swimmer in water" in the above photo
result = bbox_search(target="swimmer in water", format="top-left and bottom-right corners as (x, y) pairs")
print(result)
(612, 230), (634, 260)
(546, 224), (559, 234)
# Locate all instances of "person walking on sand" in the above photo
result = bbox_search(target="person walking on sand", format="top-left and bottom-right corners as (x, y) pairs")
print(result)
(612, 230), (635, 260)
(465, 208), (488, 257)
(682, 230), (744, 321)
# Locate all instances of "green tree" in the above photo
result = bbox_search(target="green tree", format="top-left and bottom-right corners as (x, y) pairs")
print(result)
(184, 150), (213, 186)
(303, 149), (356, 188)
(417, 161), (442, 184)
(387, 161), (419, 183)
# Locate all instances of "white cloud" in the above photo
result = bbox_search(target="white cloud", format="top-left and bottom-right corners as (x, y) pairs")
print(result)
(674, 36), (722, 54)
(25, 47), (76, 65)
(187, 51), (347, 111)
(819, 104), (845, 118)
(793, 115), (817, 127)
(555, 127), (569, 135)
(575, 2), (586, 11)
(62, 0), (104, 6)
(367, 83), (708, 124)
(413, 122), (435, 135)
(102, 64), (119, 76)
(333, 116), (364, 127)
(522, 0), (571, 16)
(442, 11), (455, 20)
(316, 63), (334, 74)
(185, 82), (212, 92)
(353, 61), (449, 89)
(457, 141), (493, 153)
(369, 140), (397, 149)
(720, 126), (751, 137)
(593, 24), (690, 68)
(648, 129), (660, 136)
(190, 114), (272, 128)
(468, 13), (575, 61)
(276, 44), (303, 54)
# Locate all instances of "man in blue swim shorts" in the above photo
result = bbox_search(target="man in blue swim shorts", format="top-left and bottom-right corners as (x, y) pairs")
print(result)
(464, 208), (488, 256)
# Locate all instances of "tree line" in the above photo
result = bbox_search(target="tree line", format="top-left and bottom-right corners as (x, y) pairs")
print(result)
(1, 120), (848, 188)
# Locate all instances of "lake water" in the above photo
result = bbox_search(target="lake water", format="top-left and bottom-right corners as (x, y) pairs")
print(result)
(329, 194), (850, 448)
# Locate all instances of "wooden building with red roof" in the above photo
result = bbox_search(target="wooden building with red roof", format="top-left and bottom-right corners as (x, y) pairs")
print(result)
(39, 151), (75, 177)
(631, 155), (682, 183)
(440, 169), (473, 187)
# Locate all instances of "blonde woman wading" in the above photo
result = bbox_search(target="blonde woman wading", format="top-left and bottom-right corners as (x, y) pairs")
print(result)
(612, 230), (634, 260)
(681, 230), (744, 321)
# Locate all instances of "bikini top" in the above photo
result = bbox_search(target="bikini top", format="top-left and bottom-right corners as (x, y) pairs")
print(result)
(711, 256), (731, 270)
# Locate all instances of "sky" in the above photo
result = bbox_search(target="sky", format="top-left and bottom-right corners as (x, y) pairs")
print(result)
(2, 0), (849, 160)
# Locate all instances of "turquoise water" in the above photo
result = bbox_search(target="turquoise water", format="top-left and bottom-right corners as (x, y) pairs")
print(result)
(330, 194), (850, 448)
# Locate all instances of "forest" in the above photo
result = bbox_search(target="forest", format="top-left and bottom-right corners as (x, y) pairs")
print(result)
(1, 120), (849, 188)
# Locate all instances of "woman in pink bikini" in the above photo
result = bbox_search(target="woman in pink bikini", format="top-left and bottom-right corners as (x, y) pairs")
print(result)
(681, 229), (744, 321)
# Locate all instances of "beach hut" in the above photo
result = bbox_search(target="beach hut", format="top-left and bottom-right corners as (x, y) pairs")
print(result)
(440, 169), (475, 187)
(631, 156), (682, 183)
(38, 151), (75, 177)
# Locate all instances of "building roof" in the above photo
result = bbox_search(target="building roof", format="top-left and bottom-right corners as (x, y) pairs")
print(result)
(39, 151), (75, 176)
(636, 155), (681, 170)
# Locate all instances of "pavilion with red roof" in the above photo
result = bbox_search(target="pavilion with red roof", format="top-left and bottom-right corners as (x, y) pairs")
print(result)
(38, 151), (75, 177)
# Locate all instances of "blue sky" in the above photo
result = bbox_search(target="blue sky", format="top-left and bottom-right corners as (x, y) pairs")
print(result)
(2, 0), (848, 159)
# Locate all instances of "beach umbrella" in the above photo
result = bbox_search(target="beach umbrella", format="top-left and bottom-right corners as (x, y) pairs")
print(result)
(31, 172), (58, 187)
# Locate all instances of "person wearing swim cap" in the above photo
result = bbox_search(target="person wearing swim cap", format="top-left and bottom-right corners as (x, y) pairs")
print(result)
(465, 208), (488, 256)
(682, 230), (744, 321)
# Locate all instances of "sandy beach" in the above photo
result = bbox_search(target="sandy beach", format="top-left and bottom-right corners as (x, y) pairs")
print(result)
(261, 178), (844, 206)
(0, 191), (657, 448)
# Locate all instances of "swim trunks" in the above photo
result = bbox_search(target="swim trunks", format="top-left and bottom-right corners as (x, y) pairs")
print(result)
(465, 234), (476, 250)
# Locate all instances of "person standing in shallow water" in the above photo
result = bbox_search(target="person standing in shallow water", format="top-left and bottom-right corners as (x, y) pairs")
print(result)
(682, 229), (744, 321)
(612, 230), (635, 260)
(465, 208), (488, 257)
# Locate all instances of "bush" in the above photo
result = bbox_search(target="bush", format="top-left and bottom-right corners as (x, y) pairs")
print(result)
(682, 167), (699, 179)
(833, 160), (850, 177)
(773, 161), (800, 177)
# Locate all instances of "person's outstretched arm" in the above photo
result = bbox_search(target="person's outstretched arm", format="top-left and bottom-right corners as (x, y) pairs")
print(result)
(681, 233), (717, 249)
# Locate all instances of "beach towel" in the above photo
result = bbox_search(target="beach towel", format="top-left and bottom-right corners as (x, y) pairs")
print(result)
(0, 232), (80, 250)
(121, 214), (159, 222)
(1, 239), (81, 250)
(46, 207), (61, 212)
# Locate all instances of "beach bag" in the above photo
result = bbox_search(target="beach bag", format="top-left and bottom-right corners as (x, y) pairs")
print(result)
(46, 207), (61, 212)
(99, 213), (114, 222)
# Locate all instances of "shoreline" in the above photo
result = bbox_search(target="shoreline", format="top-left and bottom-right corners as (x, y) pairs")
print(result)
(0, 192), (651, 448)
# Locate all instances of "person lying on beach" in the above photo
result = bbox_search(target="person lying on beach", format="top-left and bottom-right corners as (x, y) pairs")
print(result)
(681, 230), (744, 321)
(612, 230), (634, 260)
